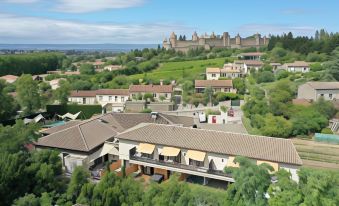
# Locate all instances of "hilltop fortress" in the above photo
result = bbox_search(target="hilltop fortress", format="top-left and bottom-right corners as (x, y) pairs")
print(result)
(163, 32), (269, 52)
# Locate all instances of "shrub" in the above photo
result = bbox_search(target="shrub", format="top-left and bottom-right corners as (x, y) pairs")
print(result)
(141, 108), (152, 113)
(321, 128), (333, 134)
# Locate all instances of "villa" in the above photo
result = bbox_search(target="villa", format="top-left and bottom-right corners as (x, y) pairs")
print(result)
(282, 61), (310, 73)
(195, 80), (235, 93)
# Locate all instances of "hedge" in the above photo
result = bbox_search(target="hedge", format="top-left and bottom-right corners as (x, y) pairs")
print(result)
(46, 104), (102, 119)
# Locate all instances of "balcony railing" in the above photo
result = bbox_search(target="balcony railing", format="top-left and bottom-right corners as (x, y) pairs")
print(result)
(130, 155), (232, 178)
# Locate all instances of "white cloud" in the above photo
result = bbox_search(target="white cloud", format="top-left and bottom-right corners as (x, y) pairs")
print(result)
(235, 24), (316, 36)
(0, 13), (191, 43)
(54, 0), (146, 13)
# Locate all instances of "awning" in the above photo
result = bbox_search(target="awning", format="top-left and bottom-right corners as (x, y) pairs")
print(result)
(186, 150), (206, 162)
(137, 143), (155, 154)
(257, 160), (279, 172)
(161, 147), (180, 157)
(89, 143), (119, 163)
(226, 156), (239, 168)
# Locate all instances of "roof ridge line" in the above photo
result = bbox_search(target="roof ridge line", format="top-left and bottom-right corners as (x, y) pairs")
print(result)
(78, 124), (89, 151)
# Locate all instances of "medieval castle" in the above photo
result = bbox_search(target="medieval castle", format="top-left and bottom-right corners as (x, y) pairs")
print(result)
(163, 32), (269, 52)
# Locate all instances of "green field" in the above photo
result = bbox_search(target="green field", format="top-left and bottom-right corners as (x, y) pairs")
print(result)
(128, 58), (231, 82)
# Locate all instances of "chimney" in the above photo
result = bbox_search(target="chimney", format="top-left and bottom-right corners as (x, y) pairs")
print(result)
(160, 79), (163, 85)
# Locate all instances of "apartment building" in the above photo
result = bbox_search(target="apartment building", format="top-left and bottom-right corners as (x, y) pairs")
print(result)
(117, 124), (302, 183)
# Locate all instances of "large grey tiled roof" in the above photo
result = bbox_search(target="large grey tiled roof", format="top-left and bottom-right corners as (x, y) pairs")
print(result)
(117, 124), (302, 165)
(36, 119), (117, 152)
(305, 81), (339, 90)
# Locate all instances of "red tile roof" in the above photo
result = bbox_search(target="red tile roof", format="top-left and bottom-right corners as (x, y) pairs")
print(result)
(129, 84), (173, 93)
(195, 80), (233, 88)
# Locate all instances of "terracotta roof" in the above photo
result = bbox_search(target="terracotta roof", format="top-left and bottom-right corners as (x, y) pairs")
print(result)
(220, 68), (241, 73)
(304, 82), (339, 90)
(117, 124), (302, 165)
(96, 89), (129, 96)
(195, 80), (233, 88)
(206, 67), (220, 73)
(41, 120), (82, 135)
(129, 84), (173, 93)
(285, 61), (309, 67)
(36, 119), (117, 152)
(270, 63), (282, 66)
(234, 60), (264, 66)
(0, 75), (18, 81)
(70, 90), (97, 97)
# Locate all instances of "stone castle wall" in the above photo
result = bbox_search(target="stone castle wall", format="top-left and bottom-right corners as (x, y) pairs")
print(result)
(163, 32), (268, 52)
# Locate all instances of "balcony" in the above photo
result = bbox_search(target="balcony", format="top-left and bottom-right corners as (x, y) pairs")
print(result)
(130, 155), (232, 179)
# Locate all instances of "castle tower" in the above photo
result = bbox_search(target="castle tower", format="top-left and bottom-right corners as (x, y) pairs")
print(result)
(192, 31), (198, 41)
(263, 36), (268, 45)
(170, 32), (177, 47)
(255, 33), (261, 46)
(236, 34), (241, 45)
(223, 32), (230, 47)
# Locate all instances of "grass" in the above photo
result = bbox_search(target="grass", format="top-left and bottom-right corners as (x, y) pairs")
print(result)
(128, 57), (231, 82)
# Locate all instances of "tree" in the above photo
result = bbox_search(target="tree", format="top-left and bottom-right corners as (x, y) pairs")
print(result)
(224, 156), (273, 206)
(54, 80), (71, 105)
(143, 93), (154, 102)
(16, 74), (41, 114)
(40, 192), (52, 206)
(0, 79), (18, 120)
(268, 170), (303, 206)
(260, 113), (292, 138)
(67, 166), (89, 203)
(256, 71), (275, 83)
(79, 64), (95, 75)
(232, 77), (246, 94)
(13, 194), (40, 206)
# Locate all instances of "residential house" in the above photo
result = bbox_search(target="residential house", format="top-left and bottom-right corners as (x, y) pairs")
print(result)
(117, 123), (302, 183)
(237, 52), (265, 60)
(129, 84), (173, 102)
(282, 61), (310, 73)
(0, 75), (18, 83)
(95, 89), (130, 112)
(220, 63), (242, 78)
(233, 60), (263, 74)
(206, 68), (221, 80)
(68, 89), (130, 112)
(103, 65), (123, 72)
(297, 82), (339, 101)
(195, 80), (235, 93)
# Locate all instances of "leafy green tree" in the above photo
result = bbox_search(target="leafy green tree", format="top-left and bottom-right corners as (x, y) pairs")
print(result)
(16, 74), (41, 114)
(79, 63), (95, 75)
(0, 79), (18, 120)
(13, 194), (40, 206)
(260, 113), (292, 138)
(67, 166), (89, 203)
(268, 170), (303, 206)
(54, 80), (71, 105)
(256, 71), (275, 83)
(143, 93), (154, 102)
(224, 156), (273, 206)
(232, 77), (246, 94)
(40, 192), (52, 206)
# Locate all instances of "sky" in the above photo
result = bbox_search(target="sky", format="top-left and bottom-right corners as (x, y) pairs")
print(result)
(0, 0), (338, 44)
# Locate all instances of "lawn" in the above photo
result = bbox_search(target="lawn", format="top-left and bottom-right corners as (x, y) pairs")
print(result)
(128, 57), (232, 82)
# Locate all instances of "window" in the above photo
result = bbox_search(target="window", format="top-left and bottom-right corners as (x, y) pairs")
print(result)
(99, 96), (103, 101)
(222, 159), (224, 162)
(329, 94), (333, 99)
(121, 97), (125, 102)
(165, 93), (168, 98)
(115, 96), (118, 102)
(212, 74), (216, 77)
(153, 93), (156, 98)
(320, 94), (324, 97)
(109, 96), (112, 101)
